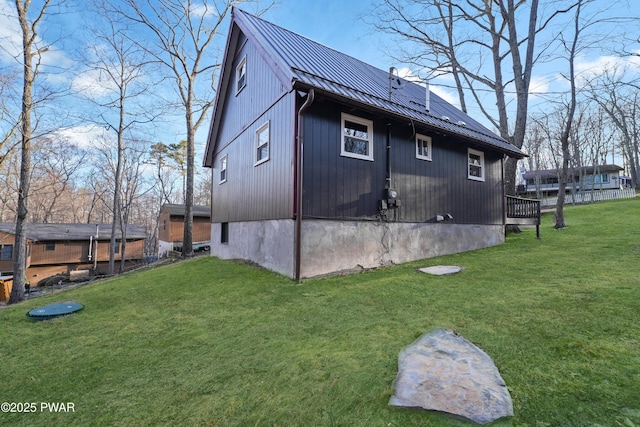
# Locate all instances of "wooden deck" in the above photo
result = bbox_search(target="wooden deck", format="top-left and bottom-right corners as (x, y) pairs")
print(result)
(506, 196), (541, 239)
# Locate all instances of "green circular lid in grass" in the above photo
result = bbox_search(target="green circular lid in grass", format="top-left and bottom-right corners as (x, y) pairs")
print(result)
(27, 302), (83, 321)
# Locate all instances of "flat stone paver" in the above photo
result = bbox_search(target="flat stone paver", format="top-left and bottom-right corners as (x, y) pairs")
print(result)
(418, 265), (462, 275)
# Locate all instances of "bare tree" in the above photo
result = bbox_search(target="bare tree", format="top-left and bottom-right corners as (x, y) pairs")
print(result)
(0, 71), (21, 170)
(91, 135), (152, 272)
(370, 0), (567, 197)
(117, 138), (150, 272)
(9, 0), (53, 304)
(82, 14), (157, 275)
(149, 141), (186, 204)
(587, 66), (640, 189)
(553, 0), (585, 228)
(112, 0), (265, 258)
(28, 138), (86, 222)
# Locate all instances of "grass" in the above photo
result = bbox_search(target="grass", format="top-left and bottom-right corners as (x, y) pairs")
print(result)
(1, 198), (640, 426)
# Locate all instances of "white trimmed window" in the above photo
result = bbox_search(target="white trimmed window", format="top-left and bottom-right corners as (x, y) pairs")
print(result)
(468, 148), (485, 181)
(341, 113), (374, 161)
(219, 155), (227, 184)
(255, 121), (270, 165)
(235, 55), (247, 94)
(416, 134), (432, 161)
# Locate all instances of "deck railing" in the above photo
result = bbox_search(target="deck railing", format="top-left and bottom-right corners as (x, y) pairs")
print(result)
(506, 196), (541, 239)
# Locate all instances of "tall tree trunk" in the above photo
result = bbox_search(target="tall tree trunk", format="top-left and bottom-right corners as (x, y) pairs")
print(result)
(182, 90), (194, 258)
(9, 0), (49, 304)
(109, 99), (126, 274)
(554, 0), (582, 228)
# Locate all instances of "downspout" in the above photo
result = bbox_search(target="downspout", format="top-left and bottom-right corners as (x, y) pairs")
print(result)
(386, 123), (392, 191)
(502, 156), (507, 237)
(294, 89), (314, 281)
(94, 224), (99, 270)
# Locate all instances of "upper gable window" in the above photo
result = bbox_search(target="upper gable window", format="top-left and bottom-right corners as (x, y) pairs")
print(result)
(416, 134), (432, 161)
(341, 113), (373, 161)
(236, 55), (247, 95)
(219, 155), (228, 184)
(255, 121), (270, 165)
(468, 148), (485, 182)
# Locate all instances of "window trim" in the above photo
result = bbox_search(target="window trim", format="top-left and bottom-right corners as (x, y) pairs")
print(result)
(235, 55), (247, 95)
(219, 154), (228, 184)
(467, 148), (485, 182)
(415, 134), (432, 161)
(341, 113), (374, 161)
(254, 121), (270, 166)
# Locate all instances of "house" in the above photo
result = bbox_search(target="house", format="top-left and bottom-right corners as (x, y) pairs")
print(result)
(0, 223), (147, 286)
(519, 164), (626, 196)
(157, 204), (211, 256)
(203, 8), (526, 279)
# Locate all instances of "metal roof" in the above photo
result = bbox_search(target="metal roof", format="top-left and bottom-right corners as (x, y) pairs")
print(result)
(522, 164), (623, 180)
(161, 204), (211, 218)
(230, 8), (526, 159)
(0, 223), (147, 241)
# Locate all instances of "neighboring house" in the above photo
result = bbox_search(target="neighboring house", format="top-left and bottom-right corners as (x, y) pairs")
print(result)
(203, 8), (526, 279)
(519, 164), (626, 196)
(0, 223), (146, 286)
(157, 204), (211, 256)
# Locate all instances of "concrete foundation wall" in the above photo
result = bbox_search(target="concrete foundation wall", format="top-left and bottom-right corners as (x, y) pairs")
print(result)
(210, 219), (504, 279)
(300, 220), (504, 278)
(210, 220), (294, 277)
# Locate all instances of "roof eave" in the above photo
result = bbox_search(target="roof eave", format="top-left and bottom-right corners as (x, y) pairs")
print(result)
(292, 81), (527, 159)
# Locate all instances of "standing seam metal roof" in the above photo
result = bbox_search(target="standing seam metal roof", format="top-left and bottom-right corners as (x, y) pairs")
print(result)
(0, 223), (147, 241)
(232, 8), (526, 159)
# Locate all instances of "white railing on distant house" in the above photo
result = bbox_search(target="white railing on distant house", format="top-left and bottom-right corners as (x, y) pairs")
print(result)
(540, 188), (637, 208)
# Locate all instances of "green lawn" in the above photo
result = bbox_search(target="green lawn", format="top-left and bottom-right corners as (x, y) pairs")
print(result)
(1, 198), (640, 426)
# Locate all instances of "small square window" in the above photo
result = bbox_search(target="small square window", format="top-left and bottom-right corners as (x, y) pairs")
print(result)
(45, 242), (55, 251)
(341, 113), (374, 161)
(416, 134), (432, 161)
(236, 56), (246, 94)
(220, 155), (228, 183)
(255, 121), (270, 165)
(0, 244), (12, 260)
(468, 148), (485, 182)
(220, 222), (229, 244)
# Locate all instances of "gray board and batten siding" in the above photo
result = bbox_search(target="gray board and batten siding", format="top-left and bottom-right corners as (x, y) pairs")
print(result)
(211, 30), (296, 223)
(302, 99), (505, 225)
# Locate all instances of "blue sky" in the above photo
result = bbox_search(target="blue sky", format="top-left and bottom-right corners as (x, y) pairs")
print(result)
(266, 0), (385, 68)
(0, 0), (639, 163)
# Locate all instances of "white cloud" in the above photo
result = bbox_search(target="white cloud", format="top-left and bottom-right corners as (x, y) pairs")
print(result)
(186, 1), (220, 19)
(575, 53), (640, 80)
(0, 0), (75, 87)
(430, 85), (460, 109)
(53, 124), (114, 149)
(71, 68), (116, 99)
(0, 0), (22, 64)
(527, 75), (551, 100)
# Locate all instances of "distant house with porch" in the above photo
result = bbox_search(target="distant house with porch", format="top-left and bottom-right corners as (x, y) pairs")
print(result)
(0, 223), (146, 286)
(203, 8), (527, 279)
(157, 204), (211, 256)
(518, 164), (627, 197)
